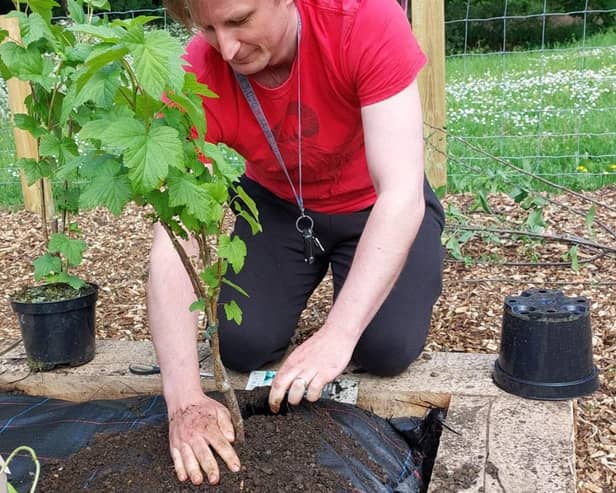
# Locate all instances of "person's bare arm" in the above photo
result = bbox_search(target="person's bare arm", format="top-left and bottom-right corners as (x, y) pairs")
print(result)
(269, 80), (426, 410)
(148, 223), (240, 484)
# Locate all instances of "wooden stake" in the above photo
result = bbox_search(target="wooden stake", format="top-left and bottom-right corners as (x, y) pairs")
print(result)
(412, 0), (448, 191)
(0, 15), (54, 216)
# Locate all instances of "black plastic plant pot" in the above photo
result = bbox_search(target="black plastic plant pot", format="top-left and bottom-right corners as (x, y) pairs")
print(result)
(9, 283), (98, 371)
(493, 288), (599, 400)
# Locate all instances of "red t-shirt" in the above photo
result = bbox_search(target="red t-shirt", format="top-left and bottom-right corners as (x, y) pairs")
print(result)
(183, 0), (426, 213)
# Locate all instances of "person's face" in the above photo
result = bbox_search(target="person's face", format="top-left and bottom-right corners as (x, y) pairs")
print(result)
(188, 0), (296, 75)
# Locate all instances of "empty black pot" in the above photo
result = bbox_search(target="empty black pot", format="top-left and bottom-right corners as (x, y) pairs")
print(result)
(10, 283), (98, 371)
(493, 288), (599, 400)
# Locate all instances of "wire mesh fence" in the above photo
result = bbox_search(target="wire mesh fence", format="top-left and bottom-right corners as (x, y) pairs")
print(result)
(0, 2), (615, 205)
(444, 0), (616, 192)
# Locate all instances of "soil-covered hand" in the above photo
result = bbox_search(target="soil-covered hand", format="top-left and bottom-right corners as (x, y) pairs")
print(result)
(268, 327), (355, 413)
(168, 395), (240, 485)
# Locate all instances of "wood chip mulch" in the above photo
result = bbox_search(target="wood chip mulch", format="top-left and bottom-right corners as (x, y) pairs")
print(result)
(1, 186), (615, 493)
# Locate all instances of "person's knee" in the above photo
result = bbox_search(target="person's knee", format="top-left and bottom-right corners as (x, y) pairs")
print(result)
(352, 332), (425, 377)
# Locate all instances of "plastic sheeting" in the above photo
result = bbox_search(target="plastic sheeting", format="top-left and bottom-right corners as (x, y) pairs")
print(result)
(0, 392), (443, 492)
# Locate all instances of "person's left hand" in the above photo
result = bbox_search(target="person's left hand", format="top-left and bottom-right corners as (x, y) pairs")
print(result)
(268, 327), (357, 413)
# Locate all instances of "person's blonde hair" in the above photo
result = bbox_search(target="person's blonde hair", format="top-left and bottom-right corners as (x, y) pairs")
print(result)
(164, 0), (193, 29)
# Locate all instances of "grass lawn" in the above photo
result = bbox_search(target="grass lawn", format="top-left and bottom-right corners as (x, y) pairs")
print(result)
(446, 30), (616, 193)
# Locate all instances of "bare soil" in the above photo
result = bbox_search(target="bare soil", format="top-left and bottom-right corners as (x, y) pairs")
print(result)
(1, 186), (615, 492)
(38, 389), (391, 493)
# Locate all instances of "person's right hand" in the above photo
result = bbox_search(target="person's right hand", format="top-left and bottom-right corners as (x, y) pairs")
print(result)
(168, 394), (241, 485)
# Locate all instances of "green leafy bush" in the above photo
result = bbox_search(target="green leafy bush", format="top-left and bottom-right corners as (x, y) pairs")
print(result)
(445, 0), (616, 53)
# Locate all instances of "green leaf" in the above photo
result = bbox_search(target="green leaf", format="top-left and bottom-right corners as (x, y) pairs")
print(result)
(224, 300), (242, 325)
(57, 186), (81, 214)
(205, 143), (245, 183)
(115, 16), (160, 30)
(87, 0), (111, 10)
(80, 163), (132, 215)
(561, 245), (580, 272)
(21, 12), (57, 47)
(585, 206), (596, 231)
(56, 154), (84, 180)
(473, 190), (493, 214)
(124, 29), (185, 97)
(78, 106), (134, 140)
(46, 272), (86, 290)
(38, 133), (61, 158)
(526, 208), (546, 233)
(205, 181), (228, 204)
(0, 42), (55, 89)
(178, 209), (201, 233)
(18, 157), (51, 184)
(445, 235), (464, 261)
(39, 135), (78, 165)
(73, 62), (121, 108)
(222, 277), (249, 297)
(26, 0), (59, 24)
(510, 186), (528, 204)
(33, 253), (62, 280)
(568, 245), (579, 272)
(145, 189), (177, 224)
(96, 119), (183, 193)
(68, 23), (122, 41)
(67, 0), (87, 24)
(434, 185), (447, 199)
(189, 298), (205, 312)
(48, 233), (86, 267)
(183, 71), (218, 99)
(79, 44), (129, 87)
(218, 235), (247, 274)
(0, 57), (12, 80)
(168, 171), (222, 224)
(200, 267), (220, 292)
(13, 113), (46, 138)
(235, 207), (262, 235)
(235, 185), (260, 223)
(8, 482), (18, 493)
(165, 91), (206, 141)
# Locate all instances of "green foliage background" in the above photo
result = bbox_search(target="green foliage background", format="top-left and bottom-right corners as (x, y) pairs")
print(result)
(444, 0), (616, 53)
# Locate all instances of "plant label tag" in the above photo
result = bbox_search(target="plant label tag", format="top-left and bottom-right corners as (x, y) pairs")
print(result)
(246, 371), (359, 405)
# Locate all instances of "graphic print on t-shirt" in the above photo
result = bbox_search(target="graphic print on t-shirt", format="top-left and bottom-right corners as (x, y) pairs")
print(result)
(270, 100), (364, 193)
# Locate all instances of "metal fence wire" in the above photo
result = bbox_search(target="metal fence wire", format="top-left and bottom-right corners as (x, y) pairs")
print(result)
(0, 2), (615, 200)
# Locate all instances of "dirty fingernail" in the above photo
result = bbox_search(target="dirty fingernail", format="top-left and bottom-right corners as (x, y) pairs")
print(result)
(232, 463), (240, 472)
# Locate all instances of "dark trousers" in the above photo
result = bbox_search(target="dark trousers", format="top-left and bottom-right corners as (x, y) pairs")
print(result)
(219, 177), (445, 376)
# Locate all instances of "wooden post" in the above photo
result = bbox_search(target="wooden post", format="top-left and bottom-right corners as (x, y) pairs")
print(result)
(412, 0), (447, 191)
(0, 15), (54, 216)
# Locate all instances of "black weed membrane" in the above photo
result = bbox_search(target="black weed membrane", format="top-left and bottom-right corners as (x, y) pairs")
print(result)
(0, 392), (445, 492)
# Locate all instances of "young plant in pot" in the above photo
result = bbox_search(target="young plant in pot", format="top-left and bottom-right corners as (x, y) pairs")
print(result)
(1, 0), (102, 371)
(1, 0), (257, 438)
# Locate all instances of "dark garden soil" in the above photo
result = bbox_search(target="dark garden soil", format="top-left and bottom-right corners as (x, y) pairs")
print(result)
(39, 389), (388, 493)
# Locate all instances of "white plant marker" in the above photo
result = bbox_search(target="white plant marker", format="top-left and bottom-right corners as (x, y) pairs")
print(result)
(246, 370), (359, 405)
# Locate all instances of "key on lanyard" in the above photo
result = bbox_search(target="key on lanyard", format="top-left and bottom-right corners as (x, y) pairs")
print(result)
(296, 214), (325, 264)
